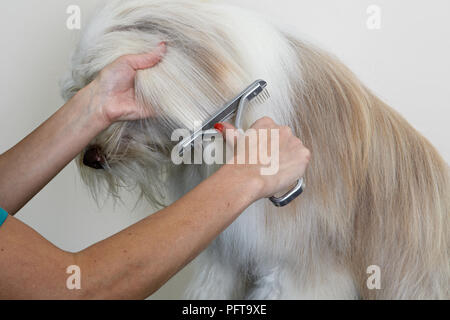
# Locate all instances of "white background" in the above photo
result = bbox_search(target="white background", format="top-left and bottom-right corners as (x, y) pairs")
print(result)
(0, 0), (448, 299)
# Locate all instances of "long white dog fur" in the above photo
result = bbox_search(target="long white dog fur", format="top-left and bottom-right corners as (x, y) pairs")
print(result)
(62, 0), (449, 299)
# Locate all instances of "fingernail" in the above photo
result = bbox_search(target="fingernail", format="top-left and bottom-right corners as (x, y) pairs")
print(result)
(158, 41), (166, 47)
(214, 123), (224, 133)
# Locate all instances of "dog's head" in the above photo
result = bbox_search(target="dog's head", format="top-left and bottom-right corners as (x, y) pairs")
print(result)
(61, 0), (297, 205)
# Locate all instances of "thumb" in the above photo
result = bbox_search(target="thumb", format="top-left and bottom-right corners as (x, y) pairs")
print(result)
(127, 42), (167, 70)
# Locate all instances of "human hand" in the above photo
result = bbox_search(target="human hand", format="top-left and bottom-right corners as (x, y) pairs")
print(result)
(216, 117), (310, 200)
(84, 42), (166, 124)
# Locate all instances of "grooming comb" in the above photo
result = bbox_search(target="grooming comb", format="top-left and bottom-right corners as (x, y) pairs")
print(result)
(174, 79), (304, 207)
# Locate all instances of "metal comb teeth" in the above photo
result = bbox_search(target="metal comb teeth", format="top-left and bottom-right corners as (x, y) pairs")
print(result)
(251, 88), (271, 105)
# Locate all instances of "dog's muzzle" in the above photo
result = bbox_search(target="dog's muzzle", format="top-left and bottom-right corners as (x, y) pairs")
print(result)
(83, 145), (105, 169)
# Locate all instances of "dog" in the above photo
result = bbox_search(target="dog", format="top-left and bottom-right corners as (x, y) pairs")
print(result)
(61, 0), (449, 299)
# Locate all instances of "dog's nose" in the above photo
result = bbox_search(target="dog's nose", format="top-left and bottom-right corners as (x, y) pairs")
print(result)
(83, 146), (105, 169)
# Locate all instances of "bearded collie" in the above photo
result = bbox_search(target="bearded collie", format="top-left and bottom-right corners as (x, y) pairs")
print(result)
(62, 0), (449, 299)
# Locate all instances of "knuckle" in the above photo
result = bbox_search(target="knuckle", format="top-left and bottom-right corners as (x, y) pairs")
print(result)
(258, 116), (273, 125)
(119, 54), (136, 67)
(280, 126), (292, 134)
(302, 147), (312, 161)
(294, 137), (303, 146)
(117, 55), (130, 63)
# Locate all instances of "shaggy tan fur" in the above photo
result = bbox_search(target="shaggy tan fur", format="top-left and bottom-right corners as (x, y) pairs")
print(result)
(285, 38), (449, 298)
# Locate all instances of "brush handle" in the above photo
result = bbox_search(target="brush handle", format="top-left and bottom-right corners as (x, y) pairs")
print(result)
(232, 80), (304, 207)
(269, 178), (305, 207)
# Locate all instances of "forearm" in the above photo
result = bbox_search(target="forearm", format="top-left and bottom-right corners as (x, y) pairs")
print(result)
(76, 164), (261, 299)
(0, 165), (261, 299)
(0, 83), (108, 214)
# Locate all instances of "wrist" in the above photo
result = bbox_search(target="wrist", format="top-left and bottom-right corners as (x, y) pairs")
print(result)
(218, 164), (265, 203)
(73, 79), (112, 130)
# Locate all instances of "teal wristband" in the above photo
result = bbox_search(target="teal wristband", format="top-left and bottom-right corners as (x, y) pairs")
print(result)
(0, 208), (8, 227)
